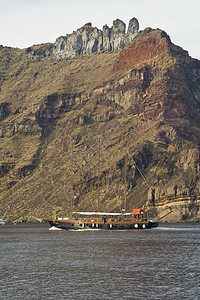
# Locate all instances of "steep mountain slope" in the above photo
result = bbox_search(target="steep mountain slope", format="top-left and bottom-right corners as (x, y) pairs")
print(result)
(0, 23), (200, 223)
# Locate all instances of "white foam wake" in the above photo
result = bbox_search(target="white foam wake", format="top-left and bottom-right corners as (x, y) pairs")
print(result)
(49, 226), (63, 231)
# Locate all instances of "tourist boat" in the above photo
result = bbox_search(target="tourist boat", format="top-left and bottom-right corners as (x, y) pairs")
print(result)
(0, 219), (5, 225)
(46, 140), (167, 230)
(46, 209), (159, 230)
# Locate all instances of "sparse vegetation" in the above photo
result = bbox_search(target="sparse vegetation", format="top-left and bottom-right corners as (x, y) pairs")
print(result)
(0, 29), (200, 223)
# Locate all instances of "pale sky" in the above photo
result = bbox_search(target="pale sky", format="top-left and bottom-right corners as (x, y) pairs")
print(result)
(0, 0), (199, 59)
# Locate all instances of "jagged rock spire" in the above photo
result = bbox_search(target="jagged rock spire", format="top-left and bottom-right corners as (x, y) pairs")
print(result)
(52, 18), (139, 59)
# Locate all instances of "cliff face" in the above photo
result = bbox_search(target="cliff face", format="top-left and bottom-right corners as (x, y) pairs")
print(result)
(0, 21), (200, 223)
(27, 18), (139, 59)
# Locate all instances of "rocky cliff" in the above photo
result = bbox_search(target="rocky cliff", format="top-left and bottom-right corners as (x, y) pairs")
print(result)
(27, 18), (139, 59)
(0, 19), (200, 223)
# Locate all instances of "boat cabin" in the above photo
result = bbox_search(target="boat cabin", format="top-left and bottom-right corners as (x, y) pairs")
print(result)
(71, 209), (146, 222)
(132, 209), (145, 221)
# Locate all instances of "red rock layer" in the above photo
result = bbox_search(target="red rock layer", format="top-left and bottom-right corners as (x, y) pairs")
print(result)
(113, 30), (188, 72)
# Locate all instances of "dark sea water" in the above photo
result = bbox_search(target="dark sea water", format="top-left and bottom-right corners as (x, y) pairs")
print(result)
(0, 223), (200, 300)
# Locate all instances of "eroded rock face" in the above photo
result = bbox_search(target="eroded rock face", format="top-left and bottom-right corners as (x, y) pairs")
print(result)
(1, 23), (200, 223)
(29, 18), (139, 59)
(0, 103), (11, 120)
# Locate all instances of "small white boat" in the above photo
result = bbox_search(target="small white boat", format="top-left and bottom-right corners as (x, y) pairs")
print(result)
(0, 219), (5, 225)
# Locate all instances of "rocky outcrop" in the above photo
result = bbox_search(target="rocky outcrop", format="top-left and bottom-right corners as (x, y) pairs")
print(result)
(28, 18), (139, 59)
(53, 18), (139, 59)
(0, 103), (11, 121)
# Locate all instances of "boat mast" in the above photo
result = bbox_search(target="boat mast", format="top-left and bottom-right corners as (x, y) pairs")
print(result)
(124, 152), (127, 213)
(71, 138), (74, 215)
(97, 137), (100, 212)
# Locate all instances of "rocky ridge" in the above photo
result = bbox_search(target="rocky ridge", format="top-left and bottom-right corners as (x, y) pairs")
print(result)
(27, 18), (139, 59)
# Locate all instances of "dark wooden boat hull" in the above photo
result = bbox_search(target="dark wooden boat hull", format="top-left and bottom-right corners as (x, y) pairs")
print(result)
(47, 219), (159, 230)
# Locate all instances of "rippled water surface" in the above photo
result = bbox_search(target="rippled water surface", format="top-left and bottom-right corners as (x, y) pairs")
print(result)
(0, 223), (200, 299)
